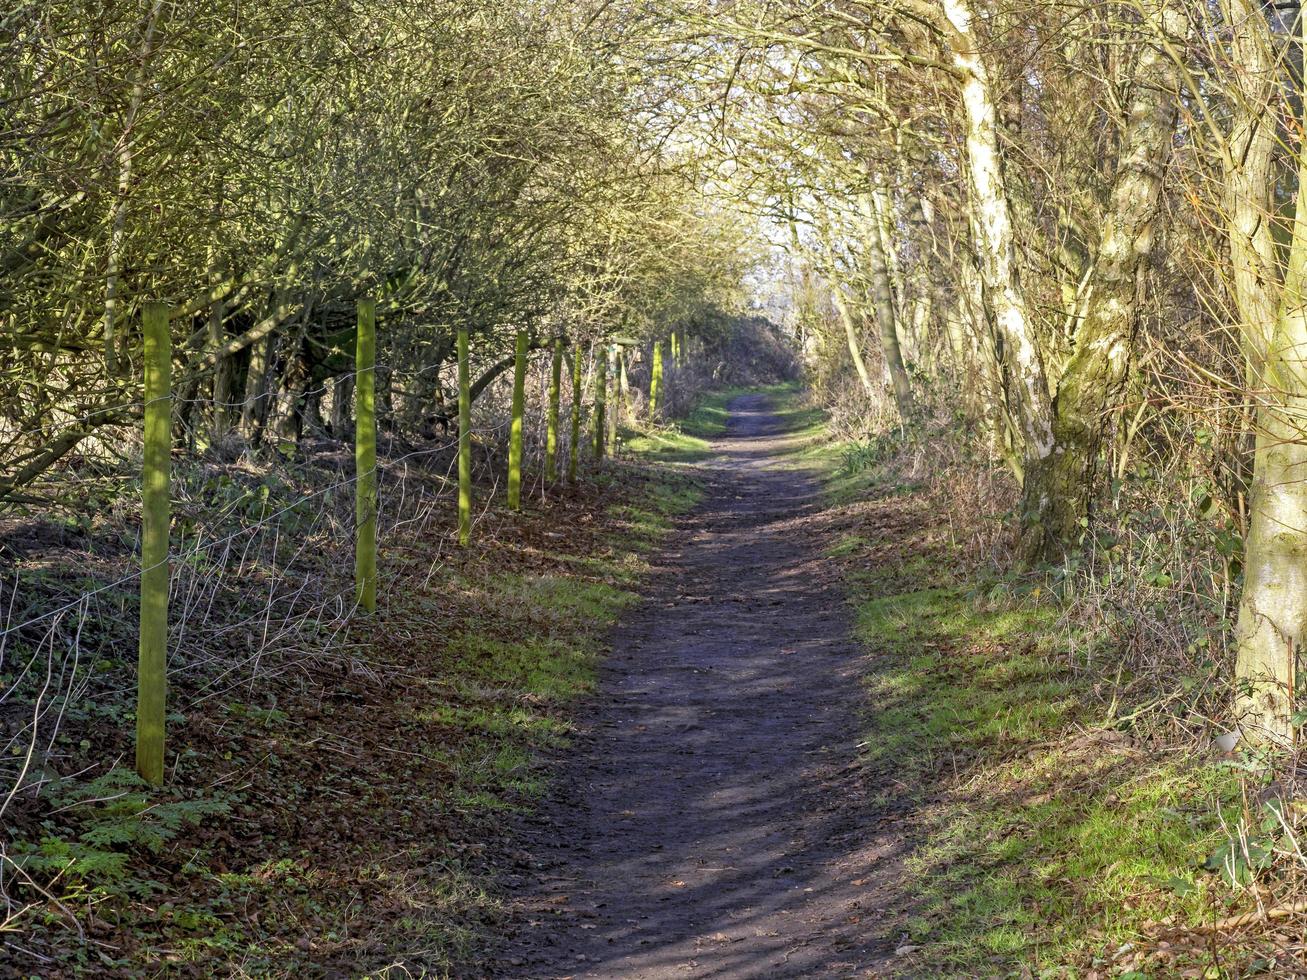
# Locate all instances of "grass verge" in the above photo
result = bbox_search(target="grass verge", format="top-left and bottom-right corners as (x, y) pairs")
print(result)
(770, 388), (1269, 978)
(5, 463), (700, 977)
(621, 382), (806, 463)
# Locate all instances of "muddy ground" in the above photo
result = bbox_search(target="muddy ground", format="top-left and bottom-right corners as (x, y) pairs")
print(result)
(490, 393), (909, 979)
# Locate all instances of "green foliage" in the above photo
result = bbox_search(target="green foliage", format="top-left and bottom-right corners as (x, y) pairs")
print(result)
(1, 0), (761, 505)
(855, 578), (1245, 972)
(1203, 796), (1286, 889)
(11, 769), (230, 897)
(624, 387), (741, 462)
(839, 435), (898, 475)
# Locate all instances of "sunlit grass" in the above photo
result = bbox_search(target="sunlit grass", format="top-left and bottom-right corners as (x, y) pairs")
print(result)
(853, 578), (1246, 972)
(764, 392), (1256, 974)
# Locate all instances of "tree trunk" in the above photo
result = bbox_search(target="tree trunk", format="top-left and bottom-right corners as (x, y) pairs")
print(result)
(1223, 0), (1280, 371)
(507, 329), (528, 510)
(103, 2), (164, 380)
(277, 326), (311, 448)
(136, 301), (171, 786)
(1233, 1), (1307, 742)
(831, 288), (876, 396)
(618, 349), (632, 422)
(606, 346), (619, 455)
(569, 341), (583, 481)
(941, 0), (1054, 462)
(206, 235), (235, 444)
(1223, 0), (1282, 543)
(209, 295), (234, 442)
(650, 340), (663, 418)
(354, 299), (377, 612)
(860, 188), (915, 419)
(546, 337), (563, 481)
(331, 373), (354, 437)
(240, 334), (275, 444)
(457, 325), (472, 546)
(1021, 0), (1182, 560)
(593, 343), (607, 461)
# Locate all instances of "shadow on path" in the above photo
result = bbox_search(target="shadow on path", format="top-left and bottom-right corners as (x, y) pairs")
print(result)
(491, 393), (906, 979)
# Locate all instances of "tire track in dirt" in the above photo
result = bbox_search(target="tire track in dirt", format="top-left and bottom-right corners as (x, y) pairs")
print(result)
(492, 393), (904, 979)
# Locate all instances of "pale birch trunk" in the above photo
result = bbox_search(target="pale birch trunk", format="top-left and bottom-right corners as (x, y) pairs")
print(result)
(1222, 0), (1281, 547)
(1223, 0), (1280, 368)
(940, 0), (1054, 461)
(1232, 0), (1307, 742)
(903, 192), (939, 377)
(860, 190), (915, 418)
(831, 288), (877, 396)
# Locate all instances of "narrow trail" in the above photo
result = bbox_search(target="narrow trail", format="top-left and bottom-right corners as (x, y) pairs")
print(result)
(493, 394), (905, 979)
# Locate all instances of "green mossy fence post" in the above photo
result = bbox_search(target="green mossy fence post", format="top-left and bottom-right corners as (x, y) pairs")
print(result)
(458, 324), (472, 545)
(593, 343), (607, 461)
(568, 342), (583, 481)
(137, 301), (172, 786)
(605, 344), (618, 457)
(650, 340), (663, 419)
(618, 349), (632, 422)
(545, 337), (563, 482)
(355, 298), (378, 613)
(507, 329), (529, 510)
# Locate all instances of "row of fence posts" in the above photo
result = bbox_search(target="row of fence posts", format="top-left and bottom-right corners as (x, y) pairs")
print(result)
(130, 301), (683, 784)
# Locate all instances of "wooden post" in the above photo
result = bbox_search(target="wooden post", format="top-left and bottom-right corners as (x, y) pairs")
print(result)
(605, 345), (618, 457)
(593, 343), (607, 461)
(458, 324), (472, 545)
(650, 341), (663, 419)
(619, 349), (632, 422)
(545, 337), (563, 482)
(137, 302), (172, 786)
(507, 329), (529, 510)
(569, 342), (583, 481)
(355, 298), (377, 613)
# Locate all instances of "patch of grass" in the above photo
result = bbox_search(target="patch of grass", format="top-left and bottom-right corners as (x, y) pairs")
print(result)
(488, 570), (638, 633)
(7, 449), (699, 975)
(624, 384), (771, 461)
(622, 409), (721, 463)
(412, 563), (651, 814)
(858, 587), (1075, 768)
(855, 579), (1245, 973)
(419, 703), (572, 743)
(607, 484), (699, 546)
(777, 393), (1254, 975)
(449, 631), (600, 701)
(640, 472), (703, 516)
(765, 395), (827, 449)
(788, 427), (923, 503)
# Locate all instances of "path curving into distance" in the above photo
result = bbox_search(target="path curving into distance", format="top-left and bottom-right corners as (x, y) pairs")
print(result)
(493, 393), (904, 979)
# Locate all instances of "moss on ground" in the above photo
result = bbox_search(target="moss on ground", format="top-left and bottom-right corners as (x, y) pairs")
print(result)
(622, 382), (808, 463)
(772, 388), (1256, 977)
(622, 391), (734, 462)
(857, 583), (1243, 973)
(7, 460), (700, 977)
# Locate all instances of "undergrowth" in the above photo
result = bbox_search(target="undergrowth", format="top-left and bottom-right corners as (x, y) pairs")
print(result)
(2, 454), (700, 976)
(621, 388), (740, 462)
(776, 386), (1299, 977)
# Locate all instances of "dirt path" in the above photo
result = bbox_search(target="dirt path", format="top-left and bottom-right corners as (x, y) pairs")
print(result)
(492, 393), (904, 979)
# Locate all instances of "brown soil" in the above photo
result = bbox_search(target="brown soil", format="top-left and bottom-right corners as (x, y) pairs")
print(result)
(491, 393), (906, 979)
